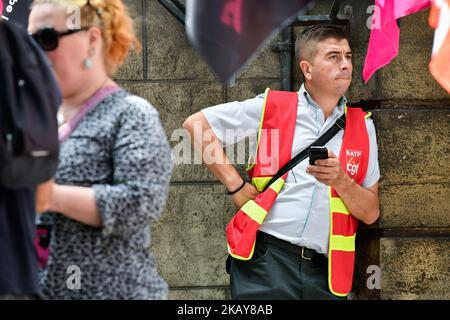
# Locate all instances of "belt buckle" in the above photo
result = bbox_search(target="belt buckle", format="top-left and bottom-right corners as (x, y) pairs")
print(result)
(301, 247), (313, 261)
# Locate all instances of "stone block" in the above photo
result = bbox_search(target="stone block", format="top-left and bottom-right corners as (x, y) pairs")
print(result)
(151, 184), (236, 287)
(169, 288), (228, 300)
(237, 36), (281, 80)
(380, 184), (450, 228)
(146, 0), (215, 80)
(374, 109), (450, 186)
(380, 238), (450, 299)
(226, 80), (280, 102)
(118, 81), (224, 136)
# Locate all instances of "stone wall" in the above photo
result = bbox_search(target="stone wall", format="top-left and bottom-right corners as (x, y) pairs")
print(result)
(116, 0), (450, 300)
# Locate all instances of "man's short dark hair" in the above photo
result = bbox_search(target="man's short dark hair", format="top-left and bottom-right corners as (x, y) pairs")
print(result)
(295, 25), (350, 63)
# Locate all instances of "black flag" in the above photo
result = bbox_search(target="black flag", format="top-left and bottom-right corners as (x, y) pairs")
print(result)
(1, 0), (32, 28)
(186, 0), (317, 84)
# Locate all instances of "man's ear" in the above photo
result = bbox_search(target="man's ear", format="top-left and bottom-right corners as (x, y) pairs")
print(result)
(299, 60), (312, 81)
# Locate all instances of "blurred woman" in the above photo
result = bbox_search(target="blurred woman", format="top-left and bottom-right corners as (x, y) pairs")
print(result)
(28, 0), (172, 299)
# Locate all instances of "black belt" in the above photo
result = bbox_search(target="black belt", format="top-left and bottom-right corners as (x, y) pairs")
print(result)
(225, 231), (325, 275)
(257, 231), (322, 261)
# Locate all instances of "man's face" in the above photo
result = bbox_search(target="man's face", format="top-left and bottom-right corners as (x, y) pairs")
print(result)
(304, 37), (352, 96)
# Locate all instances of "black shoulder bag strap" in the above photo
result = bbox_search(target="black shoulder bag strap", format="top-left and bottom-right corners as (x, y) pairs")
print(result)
(261, 112), (346, 192)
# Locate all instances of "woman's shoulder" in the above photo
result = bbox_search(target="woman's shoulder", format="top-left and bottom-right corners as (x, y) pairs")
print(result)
(123, 92), (159, 117)
(100, 89), (160, 119)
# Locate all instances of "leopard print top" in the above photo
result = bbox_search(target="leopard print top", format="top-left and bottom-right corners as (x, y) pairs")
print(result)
(38, 90), (172, 300)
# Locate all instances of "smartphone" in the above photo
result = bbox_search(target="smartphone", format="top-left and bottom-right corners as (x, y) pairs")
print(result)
(309, 146), (328, 165)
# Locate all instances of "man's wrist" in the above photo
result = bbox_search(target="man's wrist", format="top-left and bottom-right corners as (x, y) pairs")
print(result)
(224, 174), (245, 193)
(333, 172), (353, 191)
(228, 179), (246, 195)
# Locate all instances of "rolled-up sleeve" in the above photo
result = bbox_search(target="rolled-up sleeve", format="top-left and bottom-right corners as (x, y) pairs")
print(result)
(92, 98), (173, 238)
(201, 95), (264, 147)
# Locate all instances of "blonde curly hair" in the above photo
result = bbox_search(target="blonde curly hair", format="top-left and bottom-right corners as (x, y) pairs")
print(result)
(32, 0), (142, 75)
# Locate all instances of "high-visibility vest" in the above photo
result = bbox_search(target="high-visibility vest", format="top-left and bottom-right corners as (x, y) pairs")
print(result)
(226, 88), (371, 297)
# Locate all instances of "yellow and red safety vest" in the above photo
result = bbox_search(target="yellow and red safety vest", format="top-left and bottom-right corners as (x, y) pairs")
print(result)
(226, 88), (371, 297)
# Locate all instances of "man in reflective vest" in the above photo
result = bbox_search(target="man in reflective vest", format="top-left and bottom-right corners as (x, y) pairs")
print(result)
(183, 25), (380, 300)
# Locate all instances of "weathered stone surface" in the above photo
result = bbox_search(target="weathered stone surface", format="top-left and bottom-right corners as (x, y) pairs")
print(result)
(118, 81), (224, 136)
(226, 80), (281, 102)
(118, 81), (226, 182)
(378, 11), (449, 100)
(380, 184), (450, 228)
(151, 185), (236, 287)
(169, 288), (229, 300)
(237, 36), (281, 80)
(373, 109), (450, 186)
(146, 0), (281, 82)
(114, 0), (144, 80)
(146, 0), (215, 80)
(380, 238), (450, 299)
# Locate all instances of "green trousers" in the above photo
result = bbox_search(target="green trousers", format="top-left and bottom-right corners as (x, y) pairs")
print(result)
(230, 232), (347, 300)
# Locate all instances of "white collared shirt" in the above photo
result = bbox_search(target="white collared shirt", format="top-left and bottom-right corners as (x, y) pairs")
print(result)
(202, 84), (380, 256)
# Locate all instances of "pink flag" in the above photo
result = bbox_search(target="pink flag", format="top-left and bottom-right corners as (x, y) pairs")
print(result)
(363, 0), (431, 82)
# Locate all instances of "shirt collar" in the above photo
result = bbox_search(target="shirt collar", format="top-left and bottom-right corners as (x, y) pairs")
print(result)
(299, 83), (347, 115)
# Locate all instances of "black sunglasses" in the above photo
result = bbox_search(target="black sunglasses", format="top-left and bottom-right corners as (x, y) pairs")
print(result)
(31, 27), (89, 52)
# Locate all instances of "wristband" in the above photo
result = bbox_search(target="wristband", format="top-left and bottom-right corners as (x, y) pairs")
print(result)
(227, 179), (246, 195)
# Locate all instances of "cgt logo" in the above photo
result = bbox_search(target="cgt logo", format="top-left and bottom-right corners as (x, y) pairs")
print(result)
(346, 149), (362, 176)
